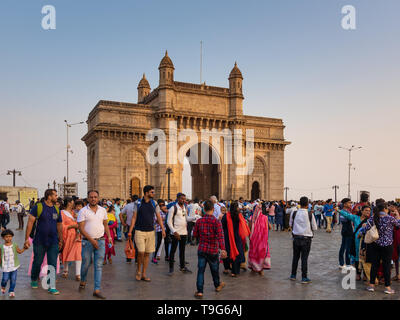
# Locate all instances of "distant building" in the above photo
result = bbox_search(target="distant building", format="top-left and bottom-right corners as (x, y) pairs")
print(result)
(0, 186), (38, 208)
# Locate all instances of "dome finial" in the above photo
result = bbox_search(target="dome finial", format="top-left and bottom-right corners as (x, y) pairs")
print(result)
(159, 50), (175, 69)
(229, 62), (243, 79)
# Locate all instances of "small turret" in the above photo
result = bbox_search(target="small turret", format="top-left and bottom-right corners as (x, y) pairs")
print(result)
(228, 62), (244, 116)
(158, 50), (175, 87)
(137, 73), (151, 103)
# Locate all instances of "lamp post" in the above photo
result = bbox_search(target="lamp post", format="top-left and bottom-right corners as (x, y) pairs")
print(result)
(166, 168), (173, 200)
(64, 120), (85, 183)
(7, 169), (22, 187)
(332, 185), (339, 203)
(339, 145), (362, 199)
(284, 187), (289, 203)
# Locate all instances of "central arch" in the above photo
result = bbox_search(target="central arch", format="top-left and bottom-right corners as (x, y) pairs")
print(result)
(181, 142), (221, 200)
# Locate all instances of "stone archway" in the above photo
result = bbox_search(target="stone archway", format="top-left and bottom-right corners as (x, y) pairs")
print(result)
(183, 142), (221, 200)
(251, 181), (260, 201)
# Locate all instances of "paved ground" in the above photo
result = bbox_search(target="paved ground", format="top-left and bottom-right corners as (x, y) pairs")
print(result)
(1, 213), (398, 300)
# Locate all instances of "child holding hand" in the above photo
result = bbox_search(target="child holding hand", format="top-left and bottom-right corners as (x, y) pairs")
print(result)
(1, 229), (25, 297)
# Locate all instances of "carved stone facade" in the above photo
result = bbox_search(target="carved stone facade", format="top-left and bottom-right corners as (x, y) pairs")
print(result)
(82, 52), (290, 201)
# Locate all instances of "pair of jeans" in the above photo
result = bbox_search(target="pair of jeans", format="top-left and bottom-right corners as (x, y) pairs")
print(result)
(1, 213), (10, 229)
(314, 214), (321, 228)
(17, 213), (25, 229)
(196, 251), (220, 293)
(154, 231), (163, 259)
(291, 236), (312, 278)
(80, 239), (105, 291)
(339, 235), (353, 266)
(116, 222), (122, 240)
(31, 243), (59, 289)
(369, 242), (392, 287)
(187, 222), (195, 244)
(169, 235), (187, 269)
(268, 215), (275, 225)
(1, 269), (18, 293)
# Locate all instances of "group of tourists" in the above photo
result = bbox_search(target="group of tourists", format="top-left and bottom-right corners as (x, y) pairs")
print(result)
(1, 188), (400, 298)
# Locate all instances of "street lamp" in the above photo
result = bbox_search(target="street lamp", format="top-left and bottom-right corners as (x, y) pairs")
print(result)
(7, 169), (22, 187)
(339, 145), (362, 199)
(64, 120), (85, 183)
(166, 168), (173, 200)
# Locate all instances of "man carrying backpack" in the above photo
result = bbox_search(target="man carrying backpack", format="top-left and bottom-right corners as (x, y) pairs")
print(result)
(128, 185), (165, 282)
(167, 193), (194, 275)
(15, 200), (26, 230)
(289, 196), (317, 284)
(0, 197), (10, 231)
(24, 189), (63, 295)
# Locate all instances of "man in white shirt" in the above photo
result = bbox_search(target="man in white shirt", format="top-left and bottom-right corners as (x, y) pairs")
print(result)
(77, 190), (112, 300)
(167, 193), (195, 275)
(187, 199), (202, 245)
(210, 196), (225, 219)
(289, 196), (317, 284)
(15, 200), (26, 230)
(0, 198), (10, 231)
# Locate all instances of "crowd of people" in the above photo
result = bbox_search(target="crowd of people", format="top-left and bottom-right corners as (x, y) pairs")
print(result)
(0, 189), (400, 298)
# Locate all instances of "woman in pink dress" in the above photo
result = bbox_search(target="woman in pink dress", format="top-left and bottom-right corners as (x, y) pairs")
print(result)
(104, 206), (117, 265)
(248, 203), (271, 275)
(61, 198), (82, 281)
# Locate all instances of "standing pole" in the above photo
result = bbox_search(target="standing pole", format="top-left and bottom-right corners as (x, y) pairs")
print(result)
(348, 149), (351, 198)
(200, 40), (203, 84)
(339, 146), (362, 200)
(166, 168), (172, 200)
(332, 185), (339, 203)
(284, 187), (289, 203)
(64, 120), (85, 184)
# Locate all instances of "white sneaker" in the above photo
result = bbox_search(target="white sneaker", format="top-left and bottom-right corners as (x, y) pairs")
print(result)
(339, 265), (346, 270)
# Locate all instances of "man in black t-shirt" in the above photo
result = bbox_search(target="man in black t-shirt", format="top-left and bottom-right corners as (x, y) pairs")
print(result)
(128, 185), (165, 282)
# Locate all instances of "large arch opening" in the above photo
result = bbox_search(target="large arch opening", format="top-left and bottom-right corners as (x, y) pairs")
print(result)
(181, 142), (220, 200)
(130, 177), (141, 197)
(251, 181), (260, 201)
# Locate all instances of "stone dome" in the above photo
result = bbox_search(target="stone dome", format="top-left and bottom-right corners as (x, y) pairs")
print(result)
(137, 73), (150, 89)
(229, 62), (243, 79)
(158, 50), (175, 69)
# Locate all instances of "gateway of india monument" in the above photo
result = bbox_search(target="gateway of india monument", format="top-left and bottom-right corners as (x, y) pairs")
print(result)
(82, 51), (290, 201)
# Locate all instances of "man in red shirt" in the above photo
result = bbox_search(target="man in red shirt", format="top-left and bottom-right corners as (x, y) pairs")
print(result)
(193, 200), (227, 299)
(352, 193), (370, 215)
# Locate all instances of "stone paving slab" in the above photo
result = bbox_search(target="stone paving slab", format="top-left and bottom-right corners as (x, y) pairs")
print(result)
(0, 213), (397, 300)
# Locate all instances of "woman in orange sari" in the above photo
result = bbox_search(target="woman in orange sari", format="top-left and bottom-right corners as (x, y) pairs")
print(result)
(61, 198), (82, 281)
(248, 202), (271, 275)
(221, 202), (250, 277)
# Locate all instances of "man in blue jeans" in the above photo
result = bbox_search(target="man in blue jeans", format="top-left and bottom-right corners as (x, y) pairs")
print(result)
(192, 200), (227, 299)
(77, 190), (112, 299)
(24, 189), (63, 295)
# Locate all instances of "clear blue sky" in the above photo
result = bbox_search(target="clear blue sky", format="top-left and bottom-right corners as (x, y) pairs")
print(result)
(1, 0), (399, 201)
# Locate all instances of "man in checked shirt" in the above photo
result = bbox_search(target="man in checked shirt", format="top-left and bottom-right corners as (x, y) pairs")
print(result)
(193, 200), (227, 299)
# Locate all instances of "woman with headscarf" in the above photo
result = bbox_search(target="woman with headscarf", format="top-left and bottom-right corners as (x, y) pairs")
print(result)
(248, 202), (272, 275)
(221, 202), (250, 277)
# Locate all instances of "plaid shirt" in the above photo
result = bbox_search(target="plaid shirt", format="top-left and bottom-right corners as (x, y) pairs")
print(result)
(193, 214), (225, 255)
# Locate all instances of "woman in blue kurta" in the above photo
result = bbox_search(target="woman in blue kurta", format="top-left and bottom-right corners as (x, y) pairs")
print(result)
(339, 205), (371, 279)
